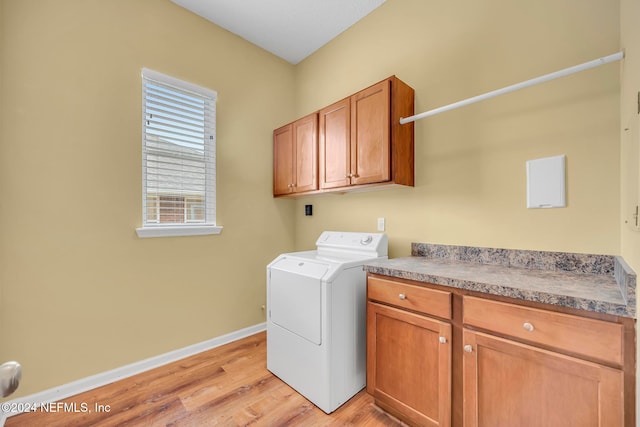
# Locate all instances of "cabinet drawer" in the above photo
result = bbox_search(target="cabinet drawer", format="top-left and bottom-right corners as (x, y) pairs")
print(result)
(463, 296), (624, 365)
(368, 276), (451, 319)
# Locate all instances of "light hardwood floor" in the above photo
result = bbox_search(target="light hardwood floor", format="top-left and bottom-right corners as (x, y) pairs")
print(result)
(5, 332), (405, 426)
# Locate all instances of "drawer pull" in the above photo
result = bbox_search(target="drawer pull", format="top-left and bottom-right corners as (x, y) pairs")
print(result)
(439, 337), (447, 344)
(523, 322), (535, 332)
(398, 293), (407, 300)
(464, 345), (473, 353)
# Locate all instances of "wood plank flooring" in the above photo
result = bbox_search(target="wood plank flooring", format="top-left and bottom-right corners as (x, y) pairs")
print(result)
(5, 332), (405, 426)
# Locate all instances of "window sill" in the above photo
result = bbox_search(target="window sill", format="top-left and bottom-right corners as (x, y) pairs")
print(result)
(136, 225), (223, 238)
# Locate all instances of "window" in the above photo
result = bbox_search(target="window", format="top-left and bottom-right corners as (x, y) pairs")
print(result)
(136, 69), (222, 238)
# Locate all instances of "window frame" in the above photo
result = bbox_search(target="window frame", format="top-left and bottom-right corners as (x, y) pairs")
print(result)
(136, 68), (222, 238)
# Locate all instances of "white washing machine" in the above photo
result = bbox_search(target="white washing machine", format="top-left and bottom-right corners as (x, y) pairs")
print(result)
(266, 231), (388, 414)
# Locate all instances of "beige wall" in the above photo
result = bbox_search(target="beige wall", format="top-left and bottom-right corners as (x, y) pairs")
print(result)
(621, 1), (640, 277)
(0, 0), (4, 370)
(620, 0), (640, 416)
(293, 0), (621, 258)
(0, 0), (296, 397)
(0, 0), (4, 351)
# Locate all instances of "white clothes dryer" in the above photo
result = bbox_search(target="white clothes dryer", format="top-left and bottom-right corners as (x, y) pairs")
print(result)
(266, 231), (388, 413)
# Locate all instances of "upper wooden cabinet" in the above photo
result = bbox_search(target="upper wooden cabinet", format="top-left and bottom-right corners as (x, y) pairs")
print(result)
(273, 76), (414, 197)
(318, 98), (351, 189)
(349, 80), (391, 186)
(273, 113), (318, 196)
(320, 76), (414, 191)
(319, 80), (393, 188)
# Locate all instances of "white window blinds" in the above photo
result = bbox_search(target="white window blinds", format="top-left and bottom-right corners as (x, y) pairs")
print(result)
(138, 69), (219, 237)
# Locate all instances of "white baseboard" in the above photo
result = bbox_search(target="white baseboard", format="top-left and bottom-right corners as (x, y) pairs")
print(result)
(0, 322), (266, 424)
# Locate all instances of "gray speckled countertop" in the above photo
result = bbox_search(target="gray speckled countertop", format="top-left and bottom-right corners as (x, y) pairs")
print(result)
(363, 243), (637, 318)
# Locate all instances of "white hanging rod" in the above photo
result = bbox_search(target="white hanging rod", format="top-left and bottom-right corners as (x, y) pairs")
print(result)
(400, 51), (624, 125)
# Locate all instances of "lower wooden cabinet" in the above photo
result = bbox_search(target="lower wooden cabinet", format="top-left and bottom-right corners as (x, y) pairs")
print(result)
(367, 302), (452, 427)
(366, 274), (634, 427)
(463, 329), (624, 427)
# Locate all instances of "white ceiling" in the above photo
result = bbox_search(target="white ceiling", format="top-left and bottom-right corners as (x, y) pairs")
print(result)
(170, 0), (387, 64)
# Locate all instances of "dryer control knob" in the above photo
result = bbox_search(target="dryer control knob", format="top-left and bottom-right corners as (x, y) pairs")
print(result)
(360, 235), (373, 245)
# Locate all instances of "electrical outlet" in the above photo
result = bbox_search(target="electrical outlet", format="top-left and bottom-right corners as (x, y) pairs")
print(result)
(377, 217), (385, 231)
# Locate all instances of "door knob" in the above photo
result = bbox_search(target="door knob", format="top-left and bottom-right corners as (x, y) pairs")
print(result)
(0, 361), (21, 398)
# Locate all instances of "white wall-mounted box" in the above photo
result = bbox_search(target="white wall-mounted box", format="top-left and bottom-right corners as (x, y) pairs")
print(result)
(526, 155), (566, 209)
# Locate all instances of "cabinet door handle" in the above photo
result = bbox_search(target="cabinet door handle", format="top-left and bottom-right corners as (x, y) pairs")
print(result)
(398, 293), (407, 300)
(464, 345), (473, 353)
(439, 337), (447, 344)
(523, 322), (535, 332)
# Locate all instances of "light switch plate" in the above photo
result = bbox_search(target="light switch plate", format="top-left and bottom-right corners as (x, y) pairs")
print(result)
(526, 155), (566, 208)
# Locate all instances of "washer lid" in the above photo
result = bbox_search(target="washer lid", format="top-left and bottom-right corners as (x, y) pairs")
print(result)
(269, 257), (329, 279)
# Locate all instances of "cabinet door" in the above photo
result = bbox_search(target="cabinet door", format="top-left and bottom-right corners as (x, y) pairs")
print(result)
(319, 98), (351, 189)
(293, 113), (318, 193)
(273, 124), (294, 195)
(462, 329), (624, 427)
(367, 302), (451, 427)
(351, 80), (390, 185)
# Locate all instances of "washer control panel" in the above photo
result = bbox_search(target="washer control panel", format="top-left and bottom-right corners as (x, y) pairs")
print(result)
(316, 231), (388, 257)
